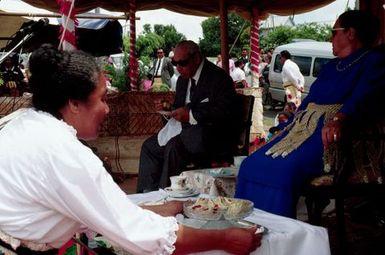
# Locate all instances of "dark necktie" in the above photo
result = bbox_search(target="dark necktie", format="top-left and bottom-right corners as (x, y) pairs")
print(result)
(190, 78), (196, 101)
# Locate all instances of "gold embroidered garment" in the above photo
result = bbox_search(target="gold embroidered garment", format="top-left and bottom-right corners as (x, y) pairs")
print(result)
(266, 103), (342, 158)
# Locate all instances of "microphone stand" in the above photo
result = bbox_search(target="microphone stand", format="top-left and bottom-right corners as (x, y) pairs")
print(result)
(0, 32), (35, 64)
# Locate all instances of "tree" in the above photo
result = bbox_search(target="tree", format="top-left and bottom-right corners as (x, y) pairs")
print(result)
(260, 23), (332, 50)
(199, 13), (250, 57)
(153, 24), (186, 54)
(294, 23), (332, 42)
(136, 24), (186, 65)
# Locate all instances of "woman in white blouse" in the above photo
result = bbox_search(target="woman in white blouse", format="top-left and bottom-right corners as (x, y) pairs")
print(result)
(0, 44), (260, 255)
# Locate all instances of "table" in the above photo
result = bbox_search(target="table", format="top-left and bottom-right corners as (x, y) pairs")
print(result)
(126, 190), (331, 255)
(180, 167), (238, 197)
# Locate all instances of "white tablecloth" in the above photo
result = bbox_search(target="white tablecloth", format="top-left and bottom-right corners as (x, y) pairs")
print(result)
(127, 190), (331, 255)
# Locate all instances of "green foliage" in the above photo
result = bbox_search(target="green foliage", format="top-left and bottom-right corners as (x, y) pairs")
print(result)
(153, 24), (186, 54)
(294, 23), (332, 42)
(261, 26), (295, 50)
(104, 61), (129, 92)
(199, 14), (331, 56)
(151, 83), (170, 92)
(136, 32), (164, 61)
(137, 24), (186, 60)
(260, 23), (332, 50)
(199, 13), (250, 57)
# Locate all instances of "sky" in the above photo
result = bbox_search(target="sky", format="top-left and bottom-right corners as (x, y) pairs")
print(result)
(133, 0), (356, 42)
(1, 0), (356, 42)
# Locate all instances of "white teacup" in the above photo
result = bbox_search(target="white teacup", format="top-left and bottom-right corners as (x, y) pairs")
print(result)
(170, 176), (187, 190)
(234, 156), (247, 167)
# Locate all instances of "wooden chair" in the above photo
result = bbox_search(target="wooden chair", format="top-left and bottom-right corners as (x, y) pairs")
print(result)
(187, 93), (254, 168)
(303, 122), (385, 253)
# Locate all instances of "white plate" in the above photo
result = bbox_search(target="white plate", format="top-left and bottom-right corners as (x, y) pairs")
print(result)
(177, 216), (268, 234)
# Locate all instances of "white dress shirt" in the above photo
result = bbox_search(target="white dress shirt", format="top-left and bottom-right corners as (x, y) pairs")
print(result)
(0, 108), (178, 254)
(231, 67), (246, 83)
(281, 59), (305, 90)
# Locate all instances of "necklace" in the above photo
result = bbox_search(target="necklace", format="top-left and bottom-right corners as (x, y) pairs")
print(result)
(336, 50), (369, 72)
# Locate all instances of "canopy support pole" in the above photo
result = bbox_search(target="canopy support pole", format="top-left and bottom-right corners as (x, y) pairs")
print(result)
(250, 7), (260, 87)
(219, 0), (229, 74)
(129, 0), (138, 91)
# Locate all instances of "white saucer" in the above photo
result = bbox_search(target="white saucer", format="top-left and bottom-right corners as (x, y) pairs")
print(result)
(164, 187), (200, 198)
(165, 187), (192, 195)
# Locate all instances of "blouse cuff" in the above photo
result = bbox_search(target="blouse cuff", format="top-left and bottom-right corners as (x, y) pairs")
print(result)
(163, 216), (179, 255)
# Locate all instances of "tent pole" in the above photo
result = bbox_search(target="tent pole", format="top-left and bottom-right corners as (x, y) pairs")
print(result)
(219, 0), (229, 74)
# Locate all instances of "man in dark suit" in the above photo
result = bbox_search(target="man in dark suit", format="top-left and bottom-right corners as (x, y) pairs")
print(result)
(137, 40), (240, 192)
(149, 47), (174, 87)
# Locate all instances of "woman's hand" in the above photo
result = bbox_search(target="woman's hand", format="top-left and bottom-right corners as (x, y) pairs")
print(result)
(322, 112), (346, 149)
(223, 227), (262, 255)
(141, 200), (183, 217)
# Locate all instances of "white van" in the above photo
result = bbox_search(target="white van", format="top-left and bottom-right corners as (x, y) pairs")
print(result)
(268, 41), (334, 104)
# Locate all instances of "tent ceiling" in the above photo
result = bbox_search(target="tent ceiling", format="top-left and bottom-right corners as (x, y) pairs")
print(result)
(0, 11), (29, 48)
(22, 0), (336, 20)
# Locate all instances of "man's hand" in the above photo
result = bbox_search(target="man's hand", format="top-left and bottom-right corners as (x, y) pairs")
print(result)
(171, 107), (190, 122)
(154, 99), (171, 112)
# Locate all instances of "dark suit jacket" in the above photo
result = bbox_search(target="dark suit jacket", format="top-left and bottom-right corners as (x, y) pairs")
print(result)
(173, 59), (241, 159)
(152, 57), (174, 86)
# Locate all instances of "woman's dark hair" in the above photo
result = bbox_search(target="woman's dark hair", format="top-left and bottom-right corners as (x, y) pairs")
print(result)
(28, 44), (101, 117)
(338, 10), (380, 47)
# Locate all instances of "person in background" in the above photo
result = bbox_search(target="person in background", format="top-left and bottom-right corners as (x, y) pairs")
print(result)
(137, 40), (240, 192)
(279, 50), (305, 107)
(273, 102), (297, 126)
(0, 44), (260, 255)
(149, 47), (174, 87)
(0, 55), (26, 97)
(231, 60), (249, 88)
(235, 10), (385, 218)
(239, 48), (249, 64)
(216, 54), (235, 74)
(168, 46), (175, 58)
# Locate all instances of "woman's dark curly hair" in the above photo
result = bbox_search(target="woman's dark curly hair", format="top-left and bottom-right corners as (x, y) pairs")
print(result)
(28, 44), (101, 117)
(338, 10), (380, 48)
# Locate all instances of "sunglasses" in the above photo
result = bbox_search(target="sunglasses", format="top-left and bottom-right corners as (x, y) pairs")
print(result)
(157, 51), (164, 54)
(171, 52), (197, 67)
(331, 27), (345, 37)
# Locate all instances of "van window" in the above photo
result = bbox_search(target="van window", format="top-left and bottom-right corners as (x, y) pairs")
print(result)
(272, 54), (312, 76)
(273, 55), (282, 73)
(291, 56), (311, 76)
(313, 57), (332, 77)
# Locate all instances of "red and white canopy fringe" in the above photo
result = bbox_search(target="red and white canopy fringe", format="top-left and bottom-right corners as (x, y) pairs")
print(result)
(57, 0), (77, 51)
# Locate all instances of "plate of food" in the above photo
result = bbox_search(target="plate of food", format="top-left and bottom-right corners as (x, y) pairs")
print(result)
(183, 196), (254, 221)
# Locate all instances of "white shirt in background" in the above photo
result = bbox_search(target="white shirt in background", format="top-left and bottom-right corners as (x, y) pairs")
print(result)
(281, 59), (305, 90)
